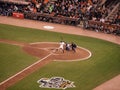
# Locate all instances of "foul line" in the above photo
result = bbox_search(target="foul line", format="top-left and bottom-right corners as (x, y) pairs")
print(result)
(31, 42), (92, 61)
(0, 53), (53, 86)
(0, 41), (92, 86)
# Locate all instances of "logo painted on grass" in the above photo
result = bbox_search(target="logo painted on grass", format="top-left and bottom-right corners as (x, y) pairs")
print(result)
(37, 77), (75, 89)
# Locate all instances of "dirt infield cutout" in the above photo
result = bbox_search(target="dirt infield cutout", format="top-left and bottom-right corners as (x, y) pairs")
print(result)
(27, 42), (92, 61)
(0, 40), (91, 90)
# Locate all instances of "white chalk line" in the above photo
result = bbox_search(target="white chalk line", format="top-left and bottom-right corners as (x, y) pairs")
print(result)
(30, 42), (58, 45)
(54, 46), (92, 62)
(0, 42), (92, 86)
(0, 53), (53, 86)
(30, 42), (92, 61)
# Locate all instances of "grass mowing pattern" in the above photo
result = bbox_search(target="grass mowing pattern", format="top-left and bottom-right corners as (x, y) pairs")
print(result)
(0, 24), (120, 90)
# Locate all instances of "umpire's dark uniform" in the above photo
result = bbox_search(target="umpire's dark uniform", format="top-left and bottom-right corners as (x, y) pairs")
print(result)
(71, 42), (77, 52)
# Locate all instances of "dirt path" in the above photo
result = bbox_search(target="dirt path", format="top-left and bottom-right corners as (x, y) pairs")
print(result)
(0, 16), (120, 45)
(0, 39), (91, 90)
(0, 53), (53, 90)
(0, 16), (120, 90)
(94, 75), (120, 90)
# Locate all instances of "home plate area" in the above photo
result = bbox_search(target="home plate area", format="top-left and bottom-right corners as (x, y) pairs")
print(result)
(23, 42), (91, 61)
(22, 42), (92, 89)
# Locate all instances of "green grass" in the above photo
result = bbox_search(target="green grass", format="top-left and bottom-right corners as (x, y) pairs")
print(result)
(0, 24), (120, 90)
(0, 43), (38, 82)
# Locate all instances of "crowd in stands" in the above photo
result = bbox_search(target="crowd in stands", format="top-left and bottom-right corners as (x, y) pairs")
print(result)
(112, 10), (120, 25)
(0, 2), (27, 16)
(0, 0), (120, 35)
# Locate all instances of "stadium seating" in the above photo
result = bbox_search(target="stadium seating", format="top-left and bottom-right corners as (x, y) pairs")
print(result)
(0, 0), (120, 35)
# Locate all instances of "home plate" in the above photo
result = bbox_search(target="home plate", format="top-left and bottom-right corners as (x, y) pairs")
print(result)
(43, 26), (54, 30)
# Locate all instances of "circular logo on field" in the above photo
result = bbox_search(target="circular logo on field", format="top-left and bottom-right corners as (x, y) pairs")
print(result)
(43, 26), (54, 30)
(37, 77), (75, 89)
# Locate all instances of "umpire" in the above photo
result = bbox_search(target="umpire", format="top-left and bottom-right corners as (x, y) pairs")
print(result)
(71, 42), (77, 52)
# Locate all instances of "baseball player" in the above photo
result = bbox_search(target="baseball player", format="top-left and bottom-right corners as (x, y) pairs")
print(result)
(58, 41), (65, 53)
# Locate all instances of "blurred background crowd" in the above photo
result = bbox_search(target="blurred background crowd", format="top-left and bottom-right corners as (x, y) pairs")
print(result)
(0, 0), (120, 35)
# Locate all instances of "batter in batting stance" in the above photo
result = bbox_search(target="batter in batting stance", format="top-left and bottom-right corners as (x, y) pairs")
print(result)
(58, 41), (65, 53)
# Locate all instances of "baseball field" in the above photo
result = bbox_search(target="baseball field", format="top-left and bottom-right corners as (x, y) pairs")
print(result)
(0, 18), (120, 90)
